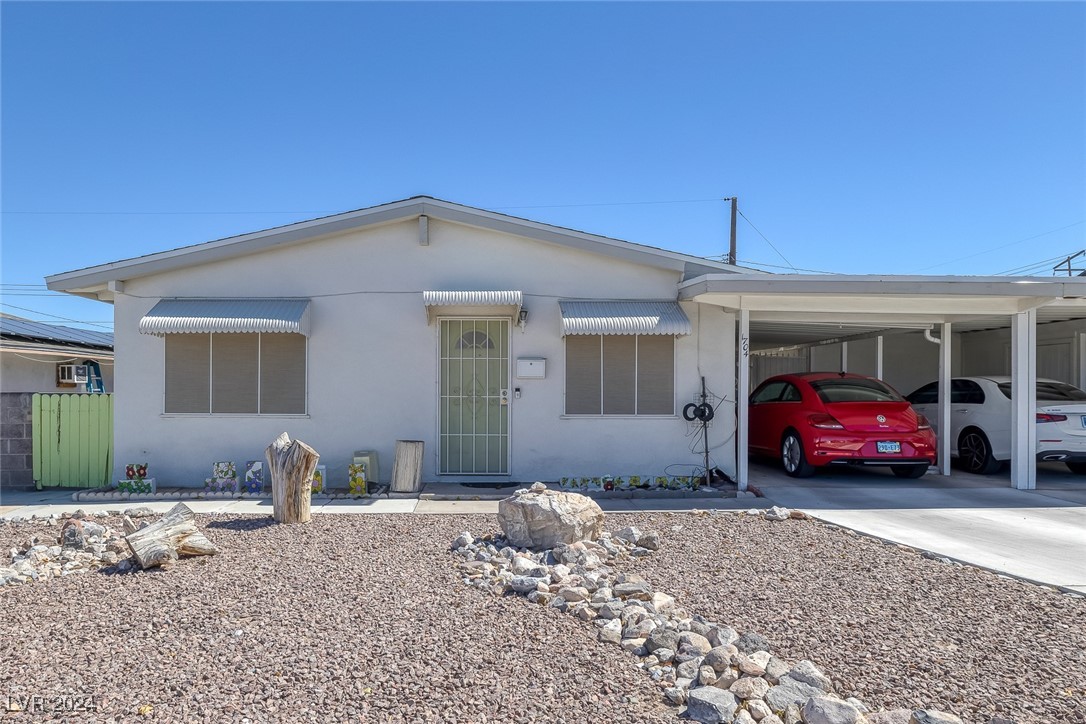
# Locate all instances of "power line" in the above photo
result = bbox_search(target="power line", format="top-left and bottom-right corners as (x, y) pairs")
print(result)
(736, 210), (797, 272)
(0, 198), (725, 216)
(909, 220), (1086, 273)
(0, 302), (113, 329)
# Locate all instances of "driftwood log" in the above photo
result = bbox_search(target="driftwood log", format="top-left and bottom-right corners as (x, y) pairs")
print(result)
(124, 502), (218, 569)
(265, 431), (320, 524)
(391, 440), (424, 493)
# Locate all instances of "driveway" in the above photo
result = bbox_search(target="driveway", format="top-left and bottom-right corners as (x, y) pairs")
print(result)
(750, 461), (1086, 594)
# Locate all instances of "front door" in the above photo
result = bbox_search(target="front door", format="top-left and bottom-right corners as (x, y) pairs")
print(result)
(439, 319), (509, 474)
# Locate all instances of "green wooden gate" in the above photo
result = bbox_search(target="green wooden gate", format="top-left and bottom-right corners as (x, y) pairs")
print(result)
(32, 393), (114, 489)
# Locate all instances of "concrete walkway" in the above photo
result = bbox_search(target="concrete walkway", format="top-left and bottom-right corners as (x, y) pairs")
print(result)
(750, 463), (1086, 594)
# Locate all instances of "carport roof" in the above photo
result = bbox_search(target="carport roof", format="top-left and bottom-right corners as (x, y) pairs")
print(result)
(679, 274), (1086, 348)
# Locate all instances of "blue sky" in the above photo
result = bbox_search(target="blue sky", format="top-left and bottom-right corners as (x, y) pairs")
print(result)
(2, 1), (1084, 330)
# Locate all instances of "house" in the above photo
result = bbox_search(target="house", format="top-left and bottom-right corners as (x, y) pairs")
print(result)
(0, 314), (114, 489)
(44, 196), (1086, 491)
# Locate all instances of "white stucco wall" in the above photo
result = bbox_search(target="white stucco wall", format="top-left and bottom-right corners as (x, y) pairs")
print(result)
(0, 351), (114, 393)
(809, 331), (963, 397)
(960, 318), (1086, 386)
(111, 218), (736, 487)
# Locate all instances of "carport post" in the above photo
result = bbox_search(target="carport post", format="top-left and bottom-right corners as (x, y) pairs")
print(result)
(875, 336), (883, 379)
(938, 322), (952, 476)
(841, 342), (848, 372)
(737, 309), (750, 491)
(1011, 309), (1038, 490)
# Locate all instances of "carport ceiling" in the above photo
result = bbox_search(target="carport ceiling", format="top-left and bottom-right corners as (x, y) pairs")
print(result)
(750, 305), (1086, 350)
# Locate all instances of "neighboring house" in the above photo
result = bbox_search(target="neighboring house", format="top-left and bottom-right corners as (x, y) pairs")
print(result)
(0, 314), (114, 489)
(44, 196), (1086, 491)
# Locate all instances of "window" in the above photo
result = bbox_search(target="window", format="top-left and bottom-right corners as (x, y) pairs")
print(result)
(565, 335), (674, 415)
(997, 380), (1086, 402)
(809, 378), (903, 403)
(164, 333), (306, 414)
(751, 381), (787, 404)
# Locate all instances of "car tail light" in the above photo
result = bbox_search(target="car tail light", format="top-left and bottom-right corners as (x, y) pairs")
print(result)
(1036, 413), (1068, 423)
(917, 414), (932, 430)
(808, 413), (844, 429)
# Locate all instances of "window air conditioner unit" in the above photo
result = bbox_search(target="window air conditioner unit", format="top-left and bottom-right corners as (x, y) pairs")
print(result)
(57, 364), (89, 384)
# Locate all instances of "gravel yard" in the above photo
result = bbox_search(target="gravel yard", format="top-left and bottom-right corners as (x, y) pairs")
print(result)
(1, 510), (1084, 723)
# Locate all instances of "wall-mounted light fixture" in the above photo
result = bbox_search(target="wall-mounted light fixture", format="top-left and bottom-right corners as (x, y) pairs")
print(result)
(517, 309), (529, 328)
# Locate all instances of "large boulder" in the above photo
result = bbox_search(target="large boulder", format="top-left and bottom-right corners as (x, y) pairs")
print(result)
(498, 483), (604, 549)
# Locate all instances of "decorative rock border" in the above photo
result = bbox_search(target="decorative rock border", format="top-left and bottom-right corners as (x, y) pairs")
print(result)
(68, 488), (393, 502)
(451, 507), (973, 724)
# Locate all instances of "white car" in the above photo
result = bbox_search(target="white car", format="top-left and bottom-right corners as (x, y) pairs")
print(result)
(905, 376), (1086, 475)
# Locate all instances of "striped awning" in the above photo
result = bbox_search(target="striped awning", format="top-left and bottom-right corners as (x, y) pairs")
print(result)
(138, 299), (311, 336)
(559, 300), (692, 336)
(422, 290), (523, 323)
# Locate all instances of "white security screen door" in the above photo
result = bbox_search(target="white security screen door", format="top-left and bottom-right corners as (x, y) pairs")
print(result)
(440, 319), (509, 474)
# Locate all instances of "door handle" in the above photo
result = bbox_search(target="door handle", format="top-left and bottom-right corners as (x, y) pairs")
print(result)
(953, 408), (970, 413)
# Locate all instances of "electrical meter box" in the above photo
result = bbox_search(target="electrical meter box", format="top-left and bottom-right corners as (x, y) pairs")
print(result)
(516, 358), (546, 379)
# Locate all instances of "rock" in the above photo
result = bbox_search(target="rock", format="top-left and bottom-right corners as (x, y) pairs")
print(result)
(664, 687), (686, 706)
(761, 716), (785, 724)
(677, 631), (713, 654)
(910, 712), (965, 724)
(497, 489), (604, 548)
(748, 699), (773, 721)
(765, 656), (789, 684)
(866, 712), (912, 724)
(620, 637), (646, 653)
(846, 698), (870, 713)
(704, 646), (736, 672)
(81, 521), (106, 539)
(736, 654), (767, 676)
(734, 631), (771, 654)
(730, 676), (770, 700)
(764, 506), (791, 521)
(574, 605), (596, 622)
(639, 531), (661, 550)
(709, 625), (739, 648)
(645, 628), (680, 654)
(60, 520), (85, 549)
(765, 675), (827, 712)
(124, 506), (155, 518)
(654, 648), (675, 664)
(677, 656), (704, 679)
(557, 586), (590, 602)
(699, 665), (719, 686)
(453, 532), (474, 548)
(597, 601), (624, 619)
(686, 687), (739, 724)
(789, 660), (833, 692)
(735, 711), (757, 724)
(510, 575), (547, 594)
(511, 556), (549, 577)
(613, 581), (653, 600)
(651, 591), (678, 613)
(598, 619), (622, 644)
(614, 526), (643, 545)
(802, 697), (865, 724)
(789, 510), (808, 519)
(713, 668), (740, 690)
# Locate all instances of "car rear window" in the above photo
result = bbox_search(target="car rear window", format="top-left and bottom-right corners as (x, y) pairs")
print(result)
(997, 381), (1086, 401)
(808, 378), (904, 403)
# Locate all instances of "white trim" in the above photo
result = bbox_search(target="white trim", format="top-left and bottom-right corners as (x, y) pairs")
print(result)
(1010, 309), (1038, 490)
(938, 322), (952, 476)
(737, 309), (750, 492)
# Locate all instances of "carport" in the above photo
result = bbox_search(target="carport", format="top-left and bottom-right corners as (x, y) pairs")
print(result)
(678, 275), (1086, 491)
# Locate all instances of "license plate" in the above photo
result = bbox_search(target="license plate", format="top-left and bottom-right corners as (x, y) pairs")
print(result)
(876, 441), (901, 454)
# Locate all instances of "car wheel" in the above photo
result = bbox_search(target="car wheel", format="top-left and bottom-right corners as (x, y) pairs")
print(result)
(781, 431), (815, 478)
(1066, 462), (1086, 475)
(891, 465), (928, 479)
(958, 429), (1001, 475)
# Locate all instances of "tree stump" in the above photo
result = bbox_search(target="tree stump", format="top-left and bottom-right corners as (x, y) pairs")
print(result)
(391, 440), (424, 493)
(265, 431), (320, 523)
(124, 502), (218, 569)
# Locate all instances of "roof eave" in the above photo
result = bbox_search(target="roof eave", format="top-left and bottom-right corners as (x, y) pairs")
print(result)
(46, 196), (741, 293)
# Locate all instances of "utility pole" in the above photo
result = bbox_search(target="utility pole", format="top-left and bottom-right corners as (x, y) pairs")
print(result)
(726, 196), (738, 265)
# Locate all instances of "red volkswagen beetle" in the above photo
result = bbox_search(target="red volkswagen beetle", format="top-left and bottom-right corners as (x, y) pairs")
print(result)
(749, 372), (937, 478)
